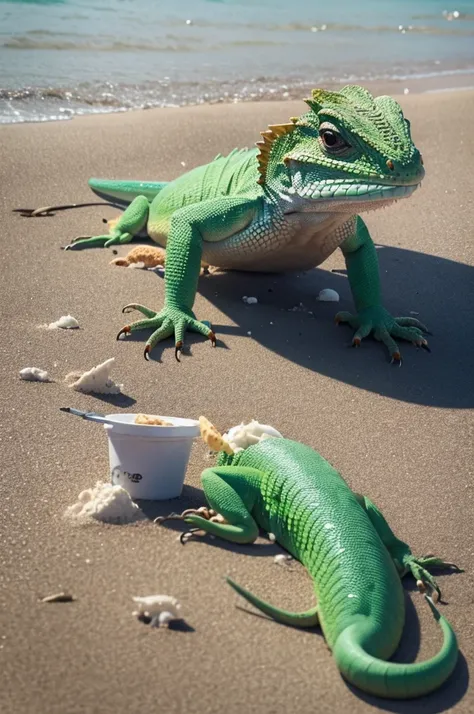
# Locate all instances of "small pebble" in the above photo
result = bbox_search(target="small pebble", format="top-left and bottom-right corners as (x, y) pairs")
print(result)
(317, 289), (340, 302)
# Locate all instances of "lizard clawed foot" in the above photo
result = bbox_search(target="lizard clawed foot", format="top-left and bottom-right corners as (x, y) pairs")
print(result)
(117, 303), (216, 361)
(406, 555), (463, 602)
(336, 306), (430, 363)
(116, 325), (131, 340)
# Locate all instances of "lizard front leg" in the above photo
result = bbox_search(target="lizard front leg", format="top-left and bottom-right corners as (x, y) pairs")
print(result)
(64, 195), (149, 250)
(117, 196), (259, 361)
(336, 216), (430, 363)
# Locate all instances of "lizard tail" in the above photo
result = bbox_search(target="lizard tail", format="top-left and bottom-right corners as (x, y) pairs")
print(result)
(226, 577), (319, 628)
(88, 178), (168, 207)
(333, 596), (458, 699)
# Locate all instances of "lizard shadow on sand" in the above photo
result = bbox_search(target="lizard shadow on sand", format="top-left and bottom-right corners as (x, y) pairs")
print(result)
(181, 244), (473, 409)
(139, 485), (469, 712)
(66, 236), (473, 407)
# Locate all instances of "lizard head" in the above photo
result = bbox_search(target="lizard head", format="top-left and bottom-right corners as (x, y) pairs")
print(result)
(257, 85), (424, 213)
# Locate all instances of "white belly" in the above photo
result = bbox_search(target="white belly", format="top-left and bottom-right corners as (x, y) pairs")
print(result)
(202, 213), (356, 272)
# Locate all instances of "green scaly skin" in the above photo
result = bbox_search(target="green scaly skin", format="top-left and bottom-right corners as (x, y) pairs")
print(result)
(161, 437), (462, 699)
(39, 86), (428, 362)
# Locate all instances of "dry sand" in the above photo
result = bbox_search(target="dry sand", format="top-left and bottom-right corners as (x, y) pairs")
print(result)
(1, 90), (473, 714)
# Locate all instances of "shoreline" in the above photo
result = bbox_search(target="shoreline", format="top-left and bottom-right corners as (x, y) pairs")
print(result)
(2, 67), (474, 127)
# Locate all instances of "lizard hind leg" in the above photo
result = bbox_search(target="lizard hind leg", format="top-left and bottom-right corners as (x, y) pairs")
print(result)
(357, 494), (463, 600)
(227, 577), (319, 629)
(181, 466), (262, 544)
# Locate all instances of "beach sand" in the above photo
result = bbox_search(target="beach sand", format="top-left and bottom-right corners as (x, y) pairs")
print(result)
(1, 90), (473, 714)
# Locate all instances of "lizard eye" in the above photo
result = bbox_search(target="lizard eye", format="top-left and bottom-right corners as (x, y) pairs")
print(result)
(319, 127), (350, 154)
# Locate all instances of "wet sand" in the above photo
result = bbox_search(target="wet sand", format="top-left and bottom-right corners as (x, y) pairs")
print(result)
(1, 90), (473, 714)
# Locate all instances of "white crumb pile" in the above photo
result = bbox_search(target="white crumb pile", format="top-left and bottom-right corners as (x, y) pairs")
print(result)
(316, 289), (339, 302)
(65, 357), (123, 395)
(40, 315), (80, 330)
(65, 481), (145, 524)
(19, 367), (51, 382)
(242, 296), (258, 304)
(132, 595), (182, 628)
(223, 420), (283, 453)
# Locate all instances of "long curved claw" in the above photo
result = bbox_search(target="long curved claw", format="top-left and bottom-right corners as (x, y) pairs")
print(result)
(390, 352), (402, 366)
(419, 556), (464, 573)
(175, 341), (183, 363)
(121, 303), (157, 318)
(144, 345), (151, 361)
(116, 326), (131, 340)
(180, 528), (203, 545)
(209, 331), (217, 348)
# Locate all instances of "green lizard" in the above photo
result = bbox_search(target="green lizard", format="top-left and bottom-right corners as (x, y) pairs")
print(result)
(156, 417), (462, 699)
(28, 86), (429, 363)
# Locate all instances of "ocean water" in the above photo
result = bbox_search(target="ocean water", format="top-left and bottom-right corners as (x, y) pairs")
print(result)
(1, 0), (474, 123)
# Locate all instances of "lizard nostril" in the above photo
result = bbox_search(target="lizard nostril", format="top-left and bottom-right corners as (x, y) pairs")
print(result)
(386, 160), (395, 171)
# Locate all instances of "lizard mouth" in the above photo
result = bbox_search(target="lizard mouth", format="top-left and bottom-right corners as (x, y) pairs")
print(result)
(288, 162), (424, 204)
(295, 181), (420, 202)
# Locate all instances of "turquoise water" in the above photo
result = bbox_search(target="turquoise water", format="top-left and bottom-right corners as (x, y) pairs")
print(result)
(1, 0), (474, 123)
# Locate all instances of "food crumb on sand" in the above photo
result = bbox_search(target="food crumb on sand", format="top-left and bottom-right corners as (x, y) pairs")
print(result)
(65, 481), (145, 524)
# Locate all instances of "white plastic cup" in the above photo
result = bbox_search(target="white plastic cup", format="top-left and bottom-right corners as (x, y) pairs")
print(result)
(104, 414), (200, 500)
